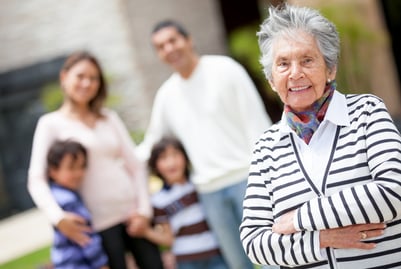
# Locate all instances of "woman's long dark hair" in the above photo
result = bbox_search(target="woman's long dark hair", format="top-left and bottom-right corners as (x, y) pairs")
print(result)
(61, 51), (107, 117)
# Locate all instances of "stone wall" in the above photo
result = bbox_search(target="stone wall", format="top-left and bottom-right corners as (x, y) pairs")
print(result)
(0, 0), (144, 128)
(124, 0), (227, 120)
(0, 0), (227, 217)
(0, 0), (227, 131)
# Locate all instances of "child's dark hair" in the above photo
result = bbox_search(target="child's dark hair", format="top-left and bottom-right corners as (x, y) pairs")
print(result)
(148, 136), (191, 187)
(47, 140), (88, 180)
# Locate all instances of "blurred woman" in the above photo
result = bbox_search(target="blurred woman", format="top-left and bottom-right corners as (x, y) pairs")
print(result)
(28, 51), (163, 269)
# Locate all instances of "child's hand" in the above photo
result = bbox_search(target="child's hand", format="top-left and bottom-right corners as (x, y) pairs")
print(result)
(57, 212), (92, 246)
(126, 214), (150, 237)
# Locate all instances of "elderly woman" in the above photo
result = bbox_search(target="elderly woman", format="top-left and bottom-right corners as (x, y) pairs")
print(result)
(240, 4), (401, 269)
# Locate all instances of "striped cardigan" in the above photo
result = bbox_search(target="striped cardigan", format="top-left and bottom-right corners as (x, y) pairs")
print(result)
(240, 93), (401, 269)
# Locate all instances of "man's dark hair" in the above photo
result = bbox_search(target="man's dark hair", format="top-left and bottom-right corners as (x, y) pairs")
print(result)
(152, 19), (190, 38)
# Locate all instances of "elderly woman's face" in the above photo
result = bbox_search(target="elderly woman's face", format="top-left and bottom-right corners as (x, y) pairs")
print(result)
(269, 31), (336, 112)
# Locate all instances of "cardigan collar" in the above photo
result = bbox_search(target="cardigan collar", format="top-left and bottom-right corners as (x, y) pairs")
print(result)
(271, 90), (350, 146)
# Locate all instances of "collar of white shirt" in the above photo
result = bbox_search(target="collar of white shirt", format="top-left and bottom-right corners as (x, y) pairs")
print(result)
(270, 90), (351, 146)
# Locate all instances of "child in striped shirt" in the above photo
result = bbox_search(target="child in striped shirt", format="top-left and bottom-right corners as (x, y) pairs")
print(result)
(47, 140), (109, 269)
(143, 136), (228, 269)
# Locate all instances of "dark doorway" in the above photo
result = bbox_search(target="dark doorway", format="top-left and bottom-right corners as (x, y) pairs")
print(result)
(217, 0), (284, 123)
(379, 1), (401, 89)
(0, 56), (65, 219)
(218, 0), (261, 33)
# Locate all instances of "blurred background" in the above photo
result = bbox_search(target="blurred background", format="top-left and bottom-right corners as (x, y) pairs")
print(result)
(0, 0), (400, 221)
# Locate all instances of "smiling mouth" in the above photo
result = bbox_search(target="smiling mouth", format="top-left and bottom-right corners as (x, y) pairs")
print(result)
(289, 85), (310, 92)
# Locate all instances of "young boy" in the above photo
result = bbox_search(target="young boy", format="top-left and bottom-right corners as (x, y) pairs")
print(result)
(47, 140), (109, 269)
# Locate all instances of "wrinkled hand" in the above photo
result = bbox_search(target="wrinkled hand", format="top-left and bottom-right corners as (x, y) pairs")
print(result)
(273, 211), (386, 250)
(57, 212), (92, 247)
(320, 223), (385, 249)
(126, 214), (150, 237)
(273, 210), (296, 234)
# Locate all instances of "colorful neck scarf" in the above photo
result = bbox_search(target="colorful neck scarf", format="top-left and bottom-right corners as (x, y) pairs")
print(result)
(285, 80), (336, 144)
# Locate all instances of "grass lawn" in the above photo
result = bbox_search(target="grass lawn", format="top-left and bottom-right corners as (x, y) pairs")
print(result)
(0, 246), (51, 269)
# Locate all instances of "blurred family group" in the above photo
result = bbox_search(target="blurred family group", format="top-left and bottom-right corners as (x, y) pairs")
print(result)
(28, 3), (401, 269)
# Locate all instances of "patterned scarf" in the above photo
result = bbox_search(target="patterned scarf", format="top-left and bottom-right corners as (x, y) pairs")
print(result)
(285, 80), (336, 144)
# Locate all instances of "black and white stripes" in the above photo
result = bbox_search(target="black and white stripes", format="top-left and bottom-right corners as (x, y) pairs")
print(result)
(240, 93), (401, 268)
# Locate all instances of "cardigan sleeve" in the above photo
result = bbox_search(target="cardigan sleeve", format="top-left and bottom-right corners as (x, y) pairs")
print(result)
(107, 110), (152, 218)
(294, 97), (401, 231)
(27, 115), (64, 225)
(240, 139), (324, 266)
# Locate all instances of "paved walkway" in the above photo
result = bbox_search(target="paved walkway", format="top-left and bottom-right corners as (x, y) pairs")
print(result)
(0, 208), (52, 265)
(0, 208), (175, 269)
(0, 177), (164, 265)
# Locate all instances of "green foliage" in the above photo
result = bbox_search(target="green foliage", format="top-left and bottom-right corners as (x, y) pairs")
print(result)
(228, 22), (277, 100)
(227, 2), (379, 96)
(39, 80), (123, 113)
(130, 129), (145, 144)
(0, 246), (51, 269)
(229, 23), (262, 79)
(40, 82), (63, 112)
(320, 3), (380, 94)
(104, 93), (122, 108)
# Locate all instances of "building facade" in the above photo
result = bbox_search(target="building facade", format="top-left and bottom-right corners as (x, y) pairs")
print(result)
(0, 0), (228, 217)
(0, 0), (400, 219)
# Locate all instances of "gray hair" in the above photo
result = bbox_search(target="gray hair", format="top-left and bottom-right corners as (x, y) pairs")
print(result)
(258, 4), (340, 80)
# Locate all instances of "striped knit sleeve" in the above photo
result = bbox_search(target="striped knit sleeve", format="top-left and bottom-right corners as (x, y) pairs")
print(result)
(82, 232), (109, 268)
(294, 96), (401, 231)
(240, 134), (324, 267)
